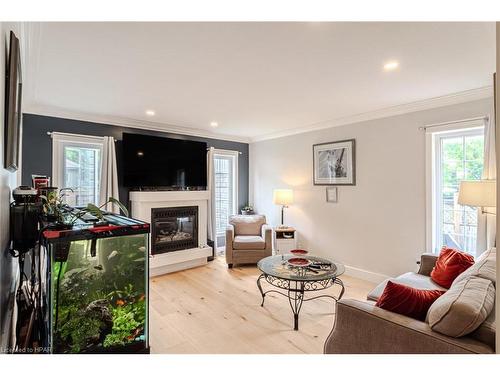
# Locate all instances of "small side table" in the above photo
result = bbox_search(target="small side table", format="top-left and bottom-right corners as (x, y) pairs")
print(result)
(273, 227), (297, 254)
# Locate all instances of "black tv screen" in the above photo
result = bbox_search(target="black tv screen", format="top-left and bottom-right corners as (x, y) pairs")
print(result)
(123, 133), (207, 189)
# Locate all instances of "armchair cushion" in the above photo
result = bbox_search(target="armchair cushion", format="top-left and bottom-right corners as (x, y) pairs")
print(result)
(233, 235), (266, 250)
(229, 215), (266, 236)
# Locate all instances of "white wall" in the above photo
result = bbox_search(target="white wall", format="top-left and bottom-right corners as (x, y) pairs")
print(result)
(0, 22), (21, 349)
(250, 98), (493, 281)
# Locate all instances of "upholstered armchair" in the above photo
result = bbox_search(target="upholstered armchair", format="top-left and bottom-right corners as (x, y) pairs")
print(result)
(225, 215), (272, 268)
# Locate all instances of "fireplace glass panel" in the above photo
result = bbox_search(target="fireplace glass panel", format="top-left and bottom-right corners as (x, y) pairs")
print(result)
(151, 206), (198, 254)
(156, 215), (195, 243)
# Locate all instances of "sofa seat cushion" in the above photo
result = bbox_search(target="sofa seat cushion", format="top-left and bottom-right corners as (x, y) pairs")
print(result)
(229, 215), (266, 236)
(427, 276), (495, 337)
(233, 235), (266, 250)
(367, 272), (447, 302)
(430, 247), (475, 289)
(453, 247), (496, 287)
(375, 281), (445, 321)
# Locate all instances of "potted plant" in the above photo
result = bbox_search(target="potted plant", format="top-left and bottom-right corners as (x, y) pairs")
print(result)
(40, 188), (74, 228)
(41, 188), (129, 228)
(241, 205), (254, 215)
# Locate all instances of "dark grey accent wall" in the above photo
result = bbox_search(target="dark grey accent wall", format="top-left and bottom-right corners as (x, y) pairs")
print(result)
(21, 114), (249, 210)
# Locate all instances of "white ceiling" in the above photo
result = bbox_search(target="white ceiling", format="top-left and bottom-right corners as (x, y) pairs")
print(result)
(24, 22), (495, 142)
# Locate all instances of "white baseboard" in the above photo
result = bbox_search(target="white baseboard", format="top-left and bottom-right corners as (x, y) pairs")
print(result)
(344, 265), (389, 284)
(150, 257), (207, 277)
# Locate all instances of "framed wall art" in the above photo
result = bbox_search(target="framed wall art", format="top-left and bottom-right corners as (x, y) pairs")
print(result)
(313, 139), (355, 185)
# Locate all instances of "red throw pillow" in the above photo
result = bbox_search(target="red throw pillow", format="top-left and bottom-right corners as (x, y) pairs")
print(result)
(430, 247), (474, 288)
(375, 281), (445, 321)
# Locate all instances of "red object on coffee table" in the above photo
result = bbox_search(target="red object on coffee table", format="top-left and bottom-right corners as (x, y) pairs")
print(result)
(290, 249), (308, 255)
(287, 257), (311, 267)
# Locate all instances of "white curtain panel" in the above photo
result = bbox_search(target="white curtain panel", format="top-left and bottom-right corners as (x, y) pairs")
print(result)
(476, 116), (496, 256)
(99, 136), (120, 213)
(207, 147), (217, 248)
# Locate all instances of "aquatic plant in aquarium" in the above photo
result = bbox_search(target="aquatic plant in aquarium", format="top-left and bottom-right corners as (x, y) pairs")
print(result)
(50, 233), (148, 353)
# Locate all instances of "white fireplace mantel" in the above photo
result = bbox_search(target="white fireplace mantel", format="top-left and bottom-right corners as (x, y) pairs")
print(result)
(130, 190), (211, 276)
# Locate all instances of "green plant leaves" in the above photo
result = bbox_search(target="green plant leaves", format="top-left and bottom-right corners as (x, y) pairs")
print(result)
(86, 203), (105, 220)
(108, 197), (129, 217)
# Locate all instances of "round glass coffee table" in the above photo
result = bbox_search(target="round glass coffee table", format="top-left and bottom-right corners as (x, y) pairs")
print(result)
(257, 254), (345, 330)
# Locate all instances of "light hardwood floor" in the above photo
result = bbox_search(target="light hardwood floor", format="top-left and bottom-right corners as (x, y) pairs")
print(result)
(149, 256), (375, 354)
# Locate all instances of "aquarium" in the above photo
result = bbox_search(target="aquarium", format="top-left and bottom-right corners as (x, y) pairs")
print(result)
(42, 215), (150, 353)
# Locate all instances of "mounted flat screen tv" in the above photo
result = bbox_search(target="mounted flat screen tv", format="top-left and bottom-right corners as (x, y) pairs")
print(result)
(123, 133), (207, 189)
(4, 31), (22, 172)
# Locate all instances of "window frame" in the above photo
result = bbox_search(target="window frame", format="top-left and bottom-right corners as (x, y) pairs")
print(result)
(213, 149), (239, 237)
(52, 132), (104, 206)
(425, 119), (485, 254)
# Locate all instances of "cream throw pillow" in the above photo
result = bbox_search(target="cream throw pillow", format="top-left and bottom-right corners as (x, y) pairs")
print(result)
(452, 247), (496, 287)
(427, 276), (495, 337)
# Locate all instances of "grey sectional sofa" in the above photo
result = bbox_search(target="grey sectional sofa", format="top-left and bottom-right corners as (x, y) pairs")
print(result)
(324, 249), (496, 354)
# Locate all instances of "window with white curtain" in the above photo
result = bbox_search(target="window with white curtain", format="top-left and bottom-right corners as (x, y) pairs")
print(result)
(427, 122), (485, 256)
(214, 150), (239, 236)
(52, 133), (104, 206)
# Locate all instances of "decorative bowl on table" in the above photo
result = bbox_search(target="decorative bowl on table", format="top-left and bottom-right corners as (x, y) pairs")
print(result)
(290, 249), (308, 256)
(287, 257), (311, 267)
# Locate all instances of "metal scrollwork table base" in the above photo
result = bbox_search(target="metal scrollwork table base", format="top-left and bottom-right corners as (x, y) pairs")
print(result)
(256, 255), (345, 331)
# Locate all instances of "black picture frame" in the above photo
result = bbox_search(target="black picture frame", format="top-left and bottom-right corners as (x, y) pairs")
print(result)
(313, 139), (356, 186)
(4, 30), (22, 172)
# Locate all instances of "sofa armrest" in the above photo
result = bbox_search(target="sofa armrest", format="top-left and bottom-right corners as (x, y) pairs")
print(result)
(417, 253), (438, 276)
(261, 224), (272, 250)
(324, 299), (493, 354)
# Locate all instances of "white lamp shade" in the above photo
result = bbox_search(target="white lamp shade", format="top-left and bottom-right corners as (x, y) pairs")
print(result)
(458, 180), (496, 208)
(273, 189), (294, 206)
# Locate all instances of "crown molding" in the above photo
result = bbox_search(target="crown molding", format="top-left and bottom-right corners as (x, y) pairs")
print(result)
(23, 104), (251, 144)
(24, 86), (492, 146)
(250, 86), (493, 143)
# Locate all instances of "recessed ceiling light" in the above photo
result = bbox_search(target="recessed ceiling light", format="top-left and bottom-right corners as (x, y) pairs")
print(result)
(145, 110), (155, 116)
(210, 121), (219, 128)
(383, 60), (399, 71)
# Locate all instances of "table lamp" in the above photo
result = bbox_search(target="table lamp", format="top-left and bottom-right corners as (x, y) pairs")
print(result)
(273, 189), (293, 227)
(458, 180), (496, 214)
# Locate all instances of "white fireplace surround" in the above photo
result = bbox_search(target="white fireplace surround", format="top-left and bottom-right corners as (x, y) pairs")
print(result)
(129, 190), (212, 276)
